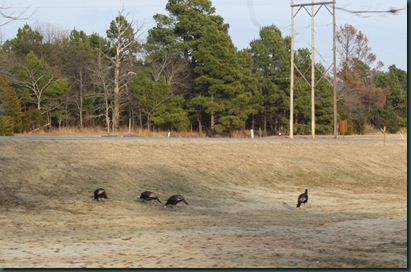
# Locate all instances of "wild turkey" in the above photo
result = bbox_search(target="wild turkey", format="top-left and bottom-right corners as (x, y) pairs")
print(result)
(164, 194), (189, 208)
(296, 189), (308, 208)
(94, 188), (108, 201)
(139, 191), (162, 204)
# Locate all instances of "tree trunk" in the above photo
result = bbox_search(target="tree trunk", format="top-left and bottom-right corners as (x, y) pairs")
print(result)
(79, 72), (84, 132)
(113, 54), (121, 131)
(210, 94), (215, 132)
(263, 111), (267, 136)
(113, 87), (120, 130)
(37, 94), (41, 110)
(146, 114), (151, 131)
(105, 92), (110, 134)
(139, 111), (143, 133)
(198, 116), (202, 135)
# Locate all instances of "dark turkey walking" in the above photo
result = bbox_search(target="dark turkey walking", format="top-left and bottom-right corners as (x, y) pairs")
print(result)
(139, 191), (162, 204)
(94, 188), (108, 201)
(296, 189), (308, 208)
(164, 194), (188, 208)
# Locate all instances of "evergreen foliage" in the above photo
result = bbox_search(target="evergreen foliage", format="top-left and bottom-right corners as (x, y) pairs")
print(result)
(249, 25), (291, 135)
(0, 77), (23, 134)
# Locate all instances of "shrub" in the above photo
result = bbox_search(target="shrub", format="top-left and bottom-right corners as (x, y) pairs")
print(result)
(22, 109), (43, 132)
(0, 116), (15, 136)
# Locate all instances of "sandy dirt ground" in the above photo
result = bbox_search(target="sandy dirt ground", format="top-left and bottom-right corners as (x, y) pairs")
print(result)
(0, 137), (407, 268)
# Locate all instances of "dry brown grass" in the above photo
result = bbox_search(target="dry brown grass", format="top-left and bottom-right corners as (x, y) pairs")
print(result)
(24, 126), (208, 138)
(0, 137), (407, 268)
(22, 124), (408, 139)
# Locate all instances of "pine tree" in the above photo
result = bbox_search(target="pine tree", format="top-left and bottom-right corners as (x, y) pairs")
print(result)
(0, 77), (23, 134)
(249, 25), (290, 135)
(193, 23), (244, 135)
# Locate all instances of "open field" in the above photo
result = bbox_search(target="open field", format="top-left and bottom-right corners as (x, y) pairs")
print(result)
(0, 137), (407, 268)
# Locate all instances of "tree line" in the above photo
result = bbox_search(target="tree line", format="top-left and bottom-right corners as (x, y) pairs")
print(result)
(0, 0), (407, 136)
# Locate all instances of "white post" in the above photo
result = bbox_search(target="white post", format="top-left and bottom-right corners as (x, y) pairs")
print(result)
(250, 129), (254, 139)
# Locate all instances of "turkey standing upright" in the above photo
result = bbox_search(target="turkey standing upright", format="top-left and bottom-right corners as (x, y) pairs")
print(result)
(296, 189), (308, 208)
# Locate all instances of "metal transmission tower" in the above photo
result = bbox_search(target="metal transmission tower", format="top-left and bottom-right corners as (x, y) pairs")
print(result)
(289, 0), (337, 139)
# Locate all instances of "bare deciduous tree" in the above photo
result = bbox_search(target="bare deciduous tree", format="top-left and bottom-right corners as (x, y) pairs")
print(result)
(90, 45), (113, 134)
(106, 9), (143, 131)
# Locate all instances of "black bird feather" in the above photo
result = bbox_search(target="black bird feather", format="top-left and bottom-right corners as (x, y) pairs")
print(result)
(296, 189), (308, 208)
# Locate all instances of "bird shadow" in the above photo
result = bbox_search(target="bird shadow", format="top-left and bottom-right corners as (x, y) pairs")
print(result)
(282, 202), (295, 209)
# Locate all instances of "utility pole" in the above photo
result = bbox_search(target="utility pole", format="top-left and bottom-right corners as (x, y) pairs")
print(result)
(332, 3), (337, 139)
(290, 0), (295, 139)
(290, 1), (337, 139)
(311, 0), (315, 139)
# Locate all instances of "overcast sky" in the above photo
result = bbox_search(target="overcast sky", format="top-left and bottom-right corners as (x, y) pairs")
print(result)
(0, 0), (407, 71)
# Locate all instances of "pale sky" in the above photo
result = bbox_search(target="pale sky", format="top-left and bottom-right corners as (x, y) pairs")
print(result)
(0, 0), (407, 71)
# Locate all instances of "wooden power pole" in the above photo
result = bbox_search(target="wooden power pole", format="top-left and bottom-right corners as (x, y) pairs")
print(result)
(290, 0), (295, 139)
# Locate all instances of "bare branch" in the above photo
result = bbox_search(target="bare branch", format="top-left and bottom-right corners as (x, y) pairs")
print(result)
(0, 3), (36, 27)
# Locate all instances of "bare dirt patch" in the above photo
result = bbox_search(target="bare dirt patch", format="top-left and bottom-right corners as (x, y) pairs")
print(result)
(0, 138), (407, 268)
